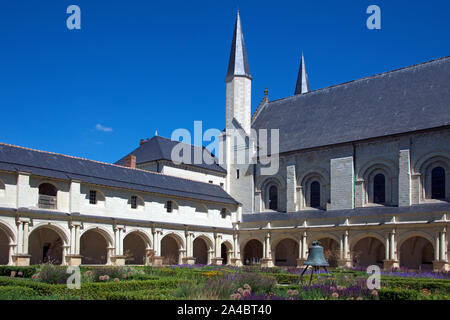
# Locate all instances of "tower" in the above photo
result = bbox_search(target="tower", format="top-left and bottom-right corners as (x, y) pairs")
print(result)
(295, 52), (310, 95)
(225, 11), (252, 134)
(221, 11), (254, 214)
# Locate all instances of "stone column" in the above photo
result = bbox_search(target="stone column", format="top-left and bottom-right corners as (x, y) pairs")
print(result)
(390, 231), (396, 260)
(440, 230), (446, 262)
(74, 225), (80, 255)
(16, 221), (23, 254)
(296, 234), (306, 268)
(398, 148), (411, 206)
(231, 233), (242, 266)
(8, 242), (16, 266)
(261, 233), (274, 268)
(435, 235), (440, 261)
(385, 236), (390, 261)
(22, 221), (29, 254)
(70, 224), (75, 255)
(151, 229), (163, 266)
(286, 164), (297, 212)
(211, 234), (223, 265)
(338, 231), (352, 268)
(254, 190), (262, 213)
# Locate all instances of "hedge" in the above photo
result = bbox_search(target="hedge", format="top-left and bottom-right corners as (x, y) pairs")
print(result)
(0, 266), (39, 278)
(378, 288), (420, 300)
(0, 276), (191, 299)
(104, 289), (180, 300)
(382, 278), (450, 293)
(0, 286), (38, 300)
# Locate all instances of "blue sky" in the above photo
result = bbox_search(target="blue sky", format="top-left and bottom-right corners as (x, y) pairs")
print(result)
(0, 0), (449, 163)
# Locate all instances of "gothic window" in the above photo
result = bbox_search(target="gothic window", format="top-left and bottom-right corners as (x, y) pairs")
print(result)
(310, 181), (321, 208)
(269, 185), (278, 210)
(373, 173), (386, 204)
(431, 167), (445, 199)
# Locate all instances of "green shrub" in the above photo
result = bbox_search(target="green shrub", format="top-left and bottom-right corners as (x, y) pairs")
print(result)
(378, 288), (420, 300)
(36, 263), (71, 284)
(0, 286), (38, 300)
(104, 289), (177, 300)
(382, 278), (450, 293)
(0, 266), (39, 278)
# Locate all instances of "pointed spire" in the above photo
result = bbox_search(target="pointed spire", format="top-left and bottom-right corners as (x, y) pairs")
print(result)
(295, 52), (310, 95)
(225, 11), (251, 82)
(154, 130), (158, 136)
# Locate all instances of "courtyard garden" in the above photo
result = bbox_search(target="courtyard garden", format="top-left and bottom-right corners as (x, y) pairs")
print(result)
(0, 264), (449, 300)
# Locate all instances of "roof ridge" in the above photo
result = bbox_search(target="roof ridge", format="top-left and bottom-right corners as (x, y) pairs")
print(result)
(266, 55), (450, 106)
(0, 142), (223, 187)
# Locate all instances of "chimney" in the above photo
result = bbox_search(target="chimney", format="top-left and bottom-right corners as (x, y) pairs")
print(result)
(139, 139), (145, 146)
(124, 155), (136, 169)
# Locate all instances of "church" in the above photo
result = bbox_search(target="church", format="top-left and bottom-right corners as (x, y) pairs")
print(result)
(0, 12), (449, 271)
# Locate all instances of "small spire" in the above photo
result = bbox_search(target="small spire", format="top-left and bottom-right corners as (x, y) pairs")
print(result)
(155, 130), (158, 136)
(295, 52), (310, 95)
(225, 11), (251, 82)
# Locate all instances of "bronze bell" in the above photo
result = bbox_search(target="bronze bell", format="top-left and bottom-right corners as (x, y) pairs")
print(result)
(304, 241), (329, 267)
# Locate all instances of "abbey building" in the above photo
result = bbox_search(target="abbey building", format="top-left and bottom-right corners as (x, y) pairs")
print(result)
(0, 12), (449, 271)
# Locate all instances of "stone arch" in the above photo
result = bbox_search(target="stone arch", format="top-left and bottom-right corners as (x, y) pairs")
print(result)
(360, 161), (396, 206)
(351, 237), (385, 268)
(399, 235), (434, 271)
(29, 223), (68, 265)
(310, 236), (340, 267)
(414, 153), (450, 201)
(274, 238), (299, 267)
(123, 229), (151, 265)
(221, 240), (233, 265)
(80, 227), (112, 265)
(298, 168), (329, 209)
(193, 236), (211, 265)
(161, 232), (184, 265)
(0, 221), (14, 265)
(242, 238), (263, 265)
(258, 177), (282, 211)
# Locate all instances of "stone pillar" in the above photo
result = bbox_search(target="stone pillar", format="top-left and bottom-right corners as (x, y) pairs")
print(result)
(211, 234), (223, 265)
(330, 156), (354, 210)
(440, 230), (446, 262)
(106, 246), (113, 265)
(22, 221), (29, 254)
(8, 242), (16, 266)
(390, 231), (396, 260)
(254, 190), (262, 213)
(297, 232), (307, 267)
(338, 231), (352, 268)
(355, 179), (365, 207)
(385, 236), (390, 261)
(433, 229), (448, 271)
(150, 229), (163, 266)
(16, 220), (23, 254)
(384, 230), (399, 270)
(66, 223), (82, 266)
(398, 148), (411, 206)
(69, 180), (81, 213)
(74, 225), (80, 255)
(231, 233), (242, 266)
(286, 164), (297, 212)
(261, 233), (274, 268)
(16, 172), (32, 208)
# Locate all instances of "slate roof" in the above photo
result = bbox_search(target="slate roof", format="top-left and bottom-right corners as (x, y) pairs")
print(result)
(242, 202), (450, 223)
(252, 56), (450, 154)
(0, 143), (238, 205)
(115, 136), (226, 174)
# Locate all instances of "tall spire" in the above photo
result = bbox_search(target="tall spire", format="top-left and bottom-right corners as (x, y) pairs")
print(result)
(225, 11), (251, 82)
(295, 52), (310, 95)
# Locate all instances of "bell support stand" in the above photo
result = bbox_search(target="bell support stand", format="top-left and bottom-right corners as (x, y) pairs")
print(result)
(295, 241), (329, 285)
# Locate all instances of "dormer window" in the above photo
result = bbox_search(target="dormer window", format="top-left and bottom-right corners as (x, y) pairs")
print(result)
(89, 190), (97, 205)
(221, 208), (228, 219)
(131, 196), (137, 209)
(38, 183), (57, 209)
(166, 200), (173, 213)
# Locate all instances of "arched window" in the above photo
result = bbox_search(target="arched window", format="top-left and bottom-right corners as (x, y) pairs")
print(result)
(38, 183), (57, 209)
(310, 181), (321, 208)
(373, 174), (386, 204)
(431, 167), (445, 199)
(268, 185), (278, 210)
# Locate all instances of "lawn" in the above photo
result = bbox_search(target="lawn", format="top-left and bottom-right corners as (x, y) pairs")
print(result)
(0, 264), (449, 300)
